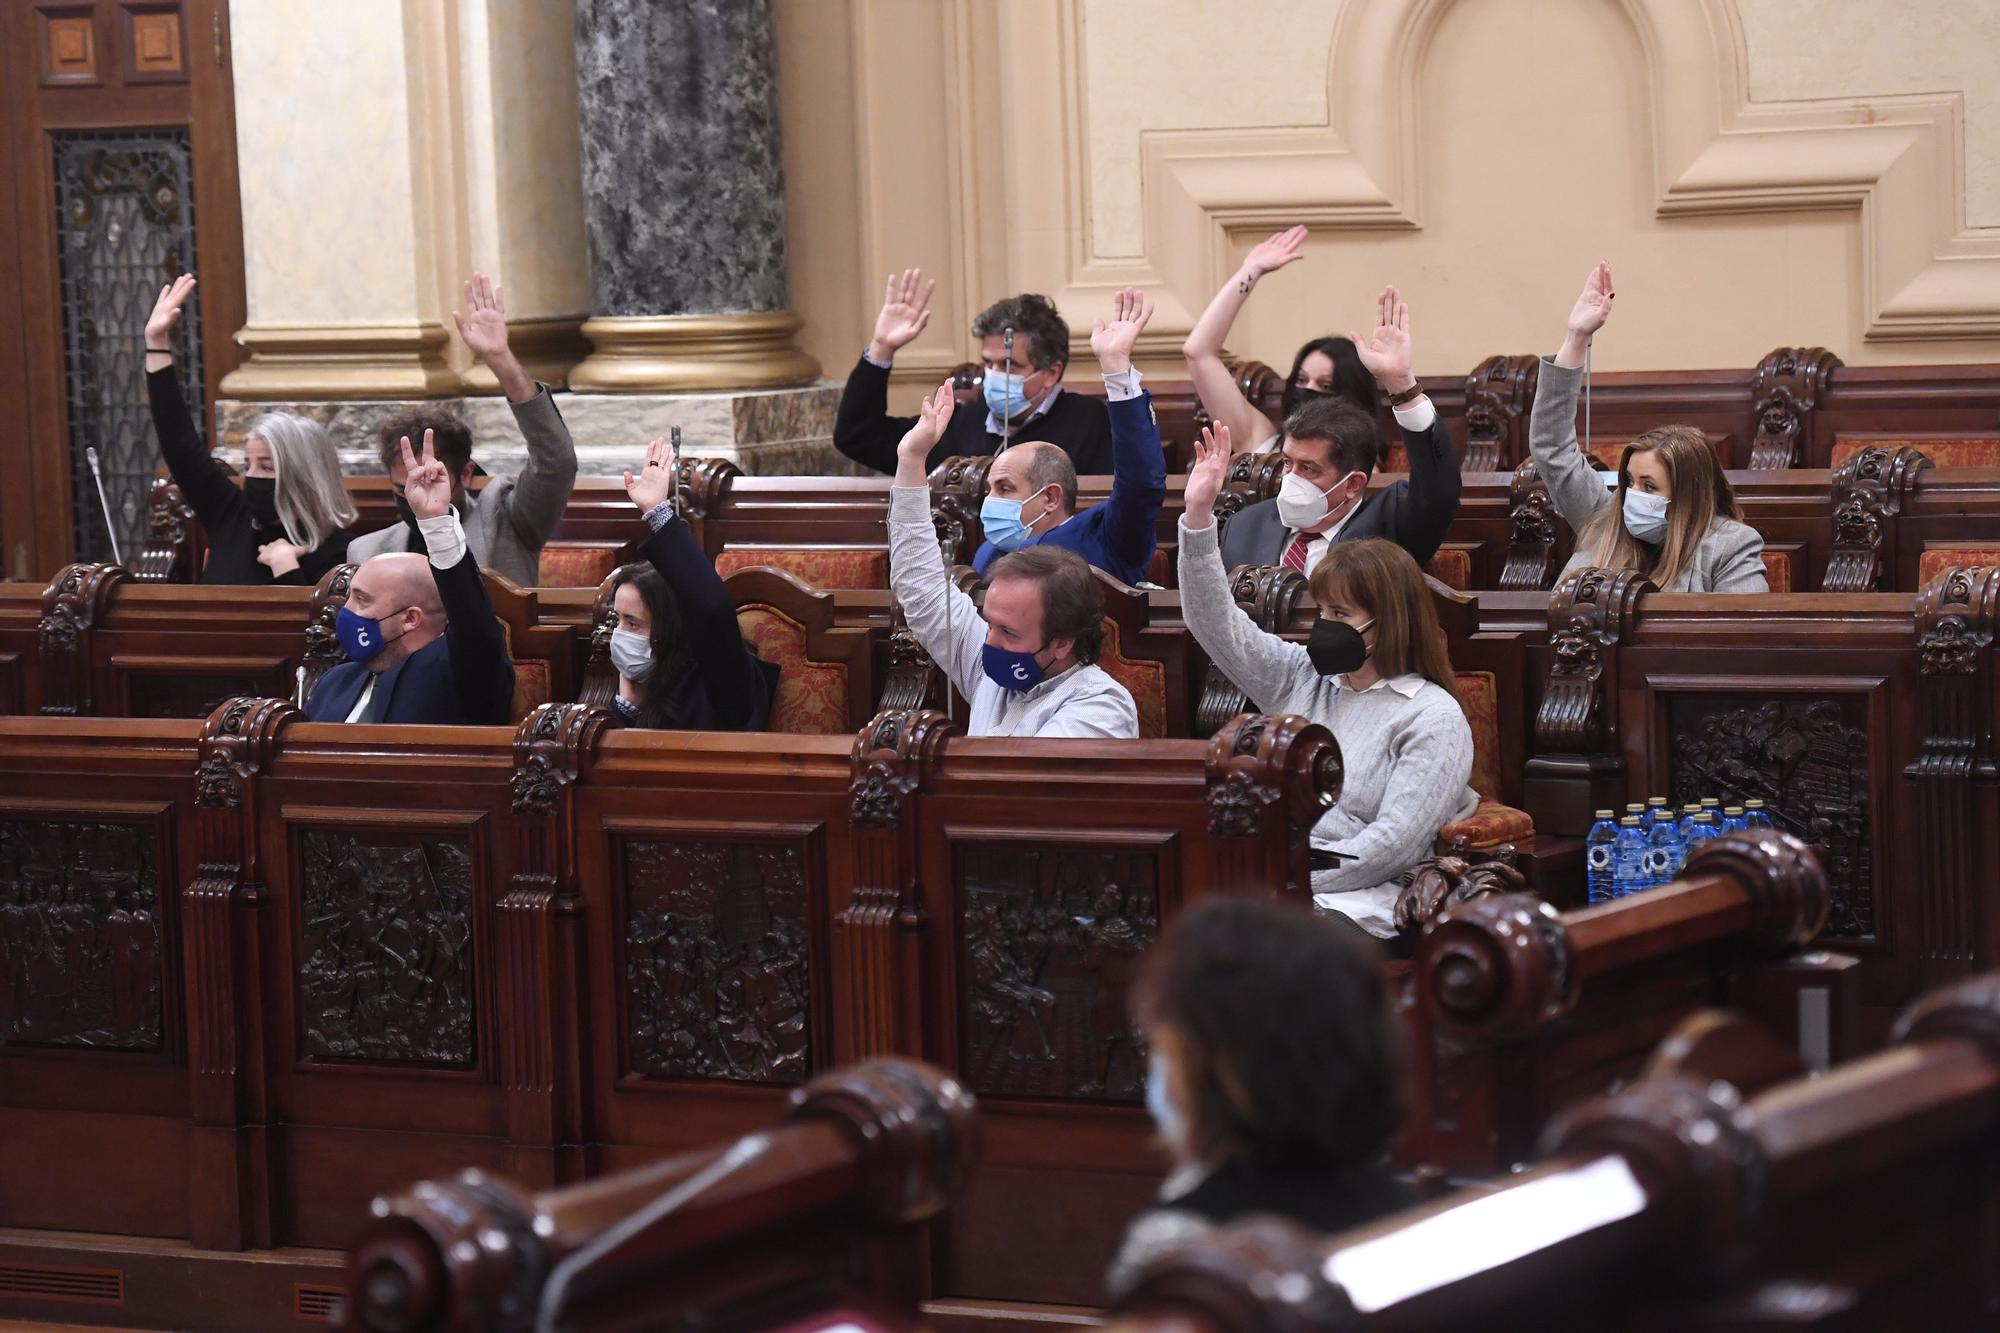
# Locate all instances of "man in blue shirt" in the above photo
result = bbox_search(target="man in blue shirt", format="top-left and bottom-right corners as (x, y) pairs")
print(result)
(970, 288), (1167, 587)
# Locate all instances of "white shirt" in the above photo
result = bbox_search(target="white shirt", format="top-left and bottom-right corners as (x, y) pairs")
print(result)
(887, 485), (1138, 738)
(1278, 395), (1440, 576)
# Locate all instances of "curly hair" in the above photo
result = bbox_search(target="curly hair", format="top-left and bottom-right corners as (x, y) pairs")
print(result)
(971, 293), (1073, 374)
(376, 404), (474, 477)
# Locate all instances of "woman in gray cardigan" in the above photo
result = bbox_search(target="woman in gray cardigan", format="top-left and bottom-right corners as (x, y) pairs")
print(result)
(1530, 263), (1767, 592)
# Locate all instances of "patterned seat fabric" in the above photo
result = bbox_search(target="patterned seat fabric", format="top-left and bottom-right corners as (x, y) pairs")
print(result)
(497, 621), (551, 723)
(1424, 549), (1470, 591)
(714, 548), (889, 590)
(1832, 437), (2000, 469)
(735, 603), (848, 733)
(1760, 550), (1791, 592)
(1439, 669), (1534, 852)
(1093, 620), (1167, 739)
(538, 543), (623, 588)
(1918, 546), (2000, 587)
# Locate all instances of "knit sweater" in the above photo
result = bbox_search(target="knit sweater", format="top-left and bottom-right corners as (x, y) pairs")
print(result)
(1179, 515), (1478, 935)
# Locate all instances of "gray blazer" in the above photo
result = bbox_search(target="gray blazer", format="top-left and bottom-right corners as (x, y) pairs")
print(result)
(1530, 357), (1767, 593)
(347, 386), (579, 588)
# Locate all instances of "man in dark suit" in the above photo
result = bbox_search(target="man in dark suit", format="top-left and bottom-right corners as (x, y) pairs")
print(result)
(1218, 287), (1460, 574)
(835, 269), (1114, 476)
(305, 431), (515, 726)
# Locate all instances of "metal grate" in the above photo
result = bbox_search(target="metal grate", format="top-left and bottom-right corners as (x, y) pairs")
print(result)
(0, 1260), (126, 1306)
(293, 1281), (346, 1323)
(51, 128), (204, 567)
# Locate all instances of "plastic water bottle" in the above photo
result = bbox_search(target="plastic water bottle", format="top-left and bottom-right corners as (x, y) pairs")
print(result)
(1647, 811), (1684, 889)
(1586, 810), (1619, 906)
(1722, 805), (1748, 834)
(1645, 796), (1671, 827)
(1685, 811), (1720, 859)
(1700, 797), (1722, 826)
(1743, 799), (1774, 831)
(1614, 816), (1648, 898)
(1678, 803), (1702, 844)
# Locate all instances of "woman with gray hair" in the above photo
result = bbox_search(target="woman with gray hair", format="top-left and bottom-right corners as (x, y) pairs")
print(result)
(144, 274), (359, 584)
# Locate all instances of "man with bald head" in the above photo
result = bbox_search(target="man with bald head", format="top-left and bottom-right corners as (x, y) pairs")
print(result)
(971, 288), (1166, 587)
(304, 431), (516, 725)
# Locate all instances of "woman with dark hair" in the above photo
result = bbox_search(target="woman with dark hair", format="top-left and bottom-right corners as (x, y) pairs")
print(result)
(611, 437), (779, 730)
(1181, 225), (1381, 454)
(1105, 897), (1410, 1293)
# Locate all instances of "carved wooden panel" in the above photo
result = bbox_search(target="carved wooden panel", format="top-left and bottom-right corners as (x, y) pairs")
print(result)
(40, 8), (99, 85)
(1668, 696), (1874, 940)
(953, 842), (1162, 1102)
(621, 837), (812, 1085)
(123, 4), (186, 82)
(297, 829), (475, 1065)
(0, 817), (163, 1050)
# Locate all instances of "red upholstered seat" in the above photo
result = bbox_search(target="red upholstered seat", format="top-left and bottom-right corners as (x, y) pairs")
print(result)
(497, 622), (552, 723)
(538, 542), (624, 588)
(1094, 619), (1167, 739)
(1424, 549), (1471, 591)
(1381, 442), (1408, 472)
(1918, 546), (2000, 587)
(1760, 550), (1791, 592)
(1832, 437), (2000, 469)
(735, 602), (850, 733)
(1439, 669), (1534, 852)
(714, 548), (888, 590)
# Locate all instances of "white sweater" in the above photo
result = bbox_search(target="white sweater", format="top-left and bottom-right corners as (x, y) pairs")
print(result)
(1179, 516), (1478, 936)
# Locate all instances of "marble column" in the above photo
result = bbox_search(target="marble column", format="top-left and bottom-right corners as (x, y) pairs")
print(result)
(568, 0), (821, 393)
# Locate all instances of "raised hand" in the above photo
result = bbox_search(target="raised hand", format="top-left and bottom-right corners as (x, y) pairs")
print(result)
(624, 435), (677, 513)
(893, 379), (958, 486)
(870, 268), (936, 362)
(1349, 286), (1414, 393)
(256, 540), (304, 577)
(1567, 261), (1615, 339)
(1183, 423), (1233, 526)
(399, 430), (453, 521)
(1090, 286), (1155, 374)
(1242, 225), (1307, 280)
(146, 274), (197, 349)
(453, 273), (511, 363)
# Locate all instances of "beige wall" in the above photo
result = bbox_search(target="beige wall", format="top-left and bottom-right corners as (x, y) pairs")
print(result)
(782, 0), (2000, 409)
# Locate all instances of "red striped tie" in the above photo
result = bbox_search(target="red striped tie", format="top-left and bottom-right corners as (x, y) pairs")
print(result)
(1282, 532), (1311, 574)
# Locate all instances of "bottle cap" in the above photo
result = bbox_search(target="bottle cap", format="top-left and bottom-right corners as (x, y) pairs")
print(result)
(1594, 809), (1614, 820)
(1745, 799), (1765, 809)
(1646, 797), (1667, 807)
(1619, 815), (1640, 826)
(1683, 804), (1702, 813)
(1724, 805), (1744, 815)
(1694, 812), (1715, 823)
(1701, 797), (1720, 808)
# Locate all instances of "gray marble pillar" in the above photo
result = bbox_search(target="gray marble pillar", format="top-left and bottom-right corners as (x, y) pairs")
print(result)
(568, 0), (820, 393)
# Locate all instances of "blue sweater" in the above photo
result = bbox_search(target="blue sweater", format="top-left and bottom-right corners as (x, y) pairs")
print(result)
(972, 391), (1166, 586)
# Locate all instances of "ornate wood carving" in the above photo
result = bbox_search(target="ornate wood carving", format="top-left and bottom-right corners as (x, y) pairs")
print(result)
(1212, 449), (1286, 540)
(1669, 695), (1873, 939)
(668, 455), (740, 519)
(1204, 713), (1342, 899)
(37, 562), (128, 716)
(1392, 847), (1527, 939)
(196, 696), (299, 810)
(1824, 444), (1932, 593)
(1462, 354), (1539, 473)
(298, 830), (475, 1065)
(1417, 893), (1576, 1040)
(510, 703), (608, 820)
(1499, 459), (1559, 591)
(1749, 346), (1842, 469)
(1195, 566), (1311, 737)
(849, 709), (953, 829)
(1533, 568), (1650, 754)
(1907, 566), (2000, 970)
(133, 477), (198, 582)
(878, 596), (946, 714)
(1680, 829), (1831, 953)
(925, 455), (995, 568)
(300, 563), (358, 704)
(0, 818), (164, 1050)
(575, 570), (623, 711)
(623, 837), (812, 1084)
(955, 843), (1161, 1101)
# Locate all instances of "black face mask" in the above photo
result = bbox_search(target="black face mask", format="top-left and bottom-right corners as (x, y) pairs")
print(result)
(242, 476), (281, 530)
(1292, 386), (1333, 408)
(1306, 617), (1373, 677)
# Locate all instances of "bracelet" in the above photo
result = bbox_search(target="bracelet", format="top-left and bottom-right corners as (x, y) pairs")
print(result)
(1385, 381), (1424, 407)
(145, 344), (171, 353)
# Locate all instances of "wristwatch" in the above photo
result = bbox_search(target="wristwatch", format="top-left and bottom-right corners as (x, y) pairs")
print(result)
(1385, 381), (1424, 407)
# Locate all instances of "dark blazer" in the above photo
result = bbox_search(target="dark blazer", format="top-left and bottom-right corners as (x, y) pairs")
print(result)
(619, 512), (779, 731)
(1218, 414), (1462, 570)
(304, 550), (516, 725)
(834, 355), (1115, 476)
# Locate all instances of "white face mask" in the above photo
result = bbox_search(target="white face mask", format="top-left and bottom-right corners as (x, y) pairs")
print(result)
(1622, 489), (1670, 542)
(1276, 470), (1359, 531)
(610, 627), (655, 683)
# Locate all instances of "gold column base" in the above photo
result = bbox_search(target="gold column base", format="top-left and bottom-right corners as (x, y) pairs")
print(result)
(458, 316), (592, 394)
(567, 311), (823, 393)
(218, 323), (462, 400)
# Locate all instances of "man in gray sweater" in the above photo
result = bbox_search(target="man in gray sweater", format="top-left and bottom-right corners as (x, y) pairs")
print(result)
(346, 274), (578, 588)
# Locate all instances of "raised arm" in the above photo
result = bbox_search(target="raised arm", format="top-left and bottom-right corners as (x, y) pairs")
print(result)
(405, 430), (515, 725)
(1530, 263), (1618, 531)
(1354, 287), (1459, 557)
(1092, 289), (1169, 575)
(1177, 425), (1315, 712)
(888, 380), (986, 698)
(626, 435), (764, 727)
(835, 270), (937, 474)
(1182, 226), (1305, 454)
(143, 275), (239, 527)
(458, 273), (579, 547)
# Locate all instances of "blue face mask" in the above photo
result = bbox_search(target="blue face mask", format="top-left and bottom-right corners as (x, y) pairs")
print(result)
(982, 367), (1036, 422)
(981, 640), (1049, 692)
(980, 492), (1053, 552)
(1145, 1047), (1183, 1148)
(335, 605), (406, 665)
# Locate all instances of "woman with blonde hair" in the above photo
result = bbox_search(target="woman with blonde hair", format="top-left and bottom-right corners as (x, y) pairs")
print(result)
(1531, 263), (1766, 591)
(1179, 425), (1478, 940)
(145, 274), (359, 584)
